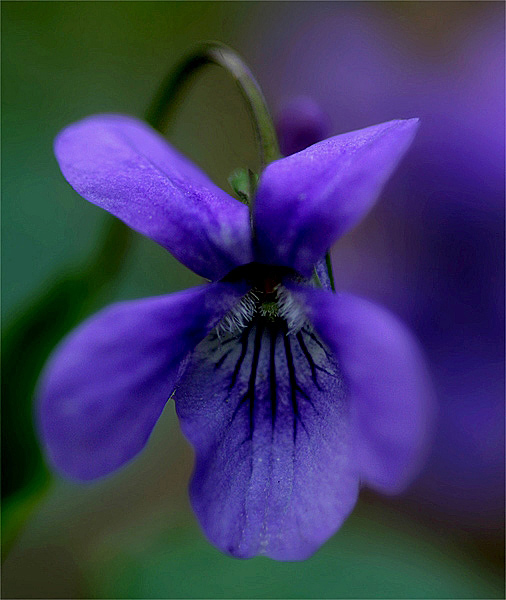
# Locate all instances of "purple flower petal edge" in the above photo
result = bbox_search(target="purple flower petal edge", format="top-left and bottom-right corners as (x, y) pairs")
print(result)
(254, 119), (419, 275)
(37, 283), (245, 481)
(292, 286), (434, 493)
(54, 114), (253, 281)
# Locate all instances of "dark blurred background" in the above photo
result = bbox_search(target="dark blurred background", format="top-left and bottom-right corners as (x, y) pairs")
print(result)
(2, 2), (504, 598)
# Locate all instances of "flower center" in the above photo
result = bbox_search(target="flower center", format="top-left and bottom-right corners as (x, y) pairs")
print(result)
(222, 262), (301, 289)
(219, 263), (307, 336)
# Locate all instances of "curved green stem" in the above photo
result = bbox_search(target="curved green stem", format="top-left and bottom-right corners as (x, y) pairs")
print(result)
(146, 41), (280, 169)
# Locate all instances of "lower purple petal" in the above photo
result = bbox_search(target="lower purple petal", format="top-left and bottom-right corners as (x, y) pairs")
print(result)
(174, 317), (359, 560)
(37, 283), (243, 481)
(293, 286), (434, 493)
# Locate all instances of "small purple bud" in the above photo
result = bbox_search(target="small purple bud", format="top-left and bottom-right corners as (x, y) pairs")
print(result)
(276, 96), (331, 156)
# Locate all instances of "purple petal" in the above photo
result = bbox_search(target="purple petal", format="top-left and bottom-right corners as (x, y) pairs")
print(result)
(292, 286), (433, 493)
(55, 114), (253, 280)
(254, 119), (419, 275)
(174, 318), (359, 560)
(37, 283), (244, 481)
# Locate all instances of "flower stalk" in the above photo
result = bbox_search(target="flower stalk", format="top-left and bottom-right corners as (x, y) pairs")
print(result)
(146, 41), (281, 169)
(145, 41), (336, 287)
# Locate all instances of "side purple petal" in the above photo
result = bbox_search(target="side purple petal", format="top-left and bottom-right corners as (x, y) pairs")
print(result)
(37, 283), (244, 481)
(292, 286), (433, 493)
(54, 114), (253, 280)
(254, 119), (419, 275)
(174, 320), (359, 560)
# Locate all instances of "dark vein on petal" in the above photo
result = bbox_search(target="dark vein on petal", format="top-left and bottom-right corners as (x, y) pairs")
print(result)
(283, 326), (309, 442)
(300, 330), (335, 377)
(219, 334), (242, 347)
(228, 323), (254, 391)
(269, 325), (278, 428)
(303, 329), (336, 376)
(296, 331), (322, 391)
(294, 381), (320, 415)
(305, 328), (333, 360)
(247, 322), (264, 439)
(230, 321), (264, 441)
(214, 349), (233, 370)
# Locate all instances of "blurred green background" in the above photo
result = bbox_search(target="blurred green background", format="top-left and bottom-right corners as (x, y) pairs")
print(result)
(2, 2), (504, 598)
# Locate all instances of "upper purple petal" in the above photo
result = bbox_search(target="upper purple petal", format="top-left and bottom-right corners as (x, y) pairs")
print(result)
(292, 286), (433, 493)
(254, 119), (419, 275)
(54, 114), (253, 280)
(174, 318), (359, 560)
(37, 283), (244, 481)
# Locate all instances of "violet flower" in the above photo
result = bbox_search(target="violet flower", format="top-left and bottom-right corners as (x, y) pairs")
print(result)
(37, 113), (431, 560)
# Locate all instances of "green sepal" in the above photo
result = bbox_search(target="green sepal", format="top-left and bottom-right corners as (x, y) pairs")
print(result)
(312, 267), (324, 288)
